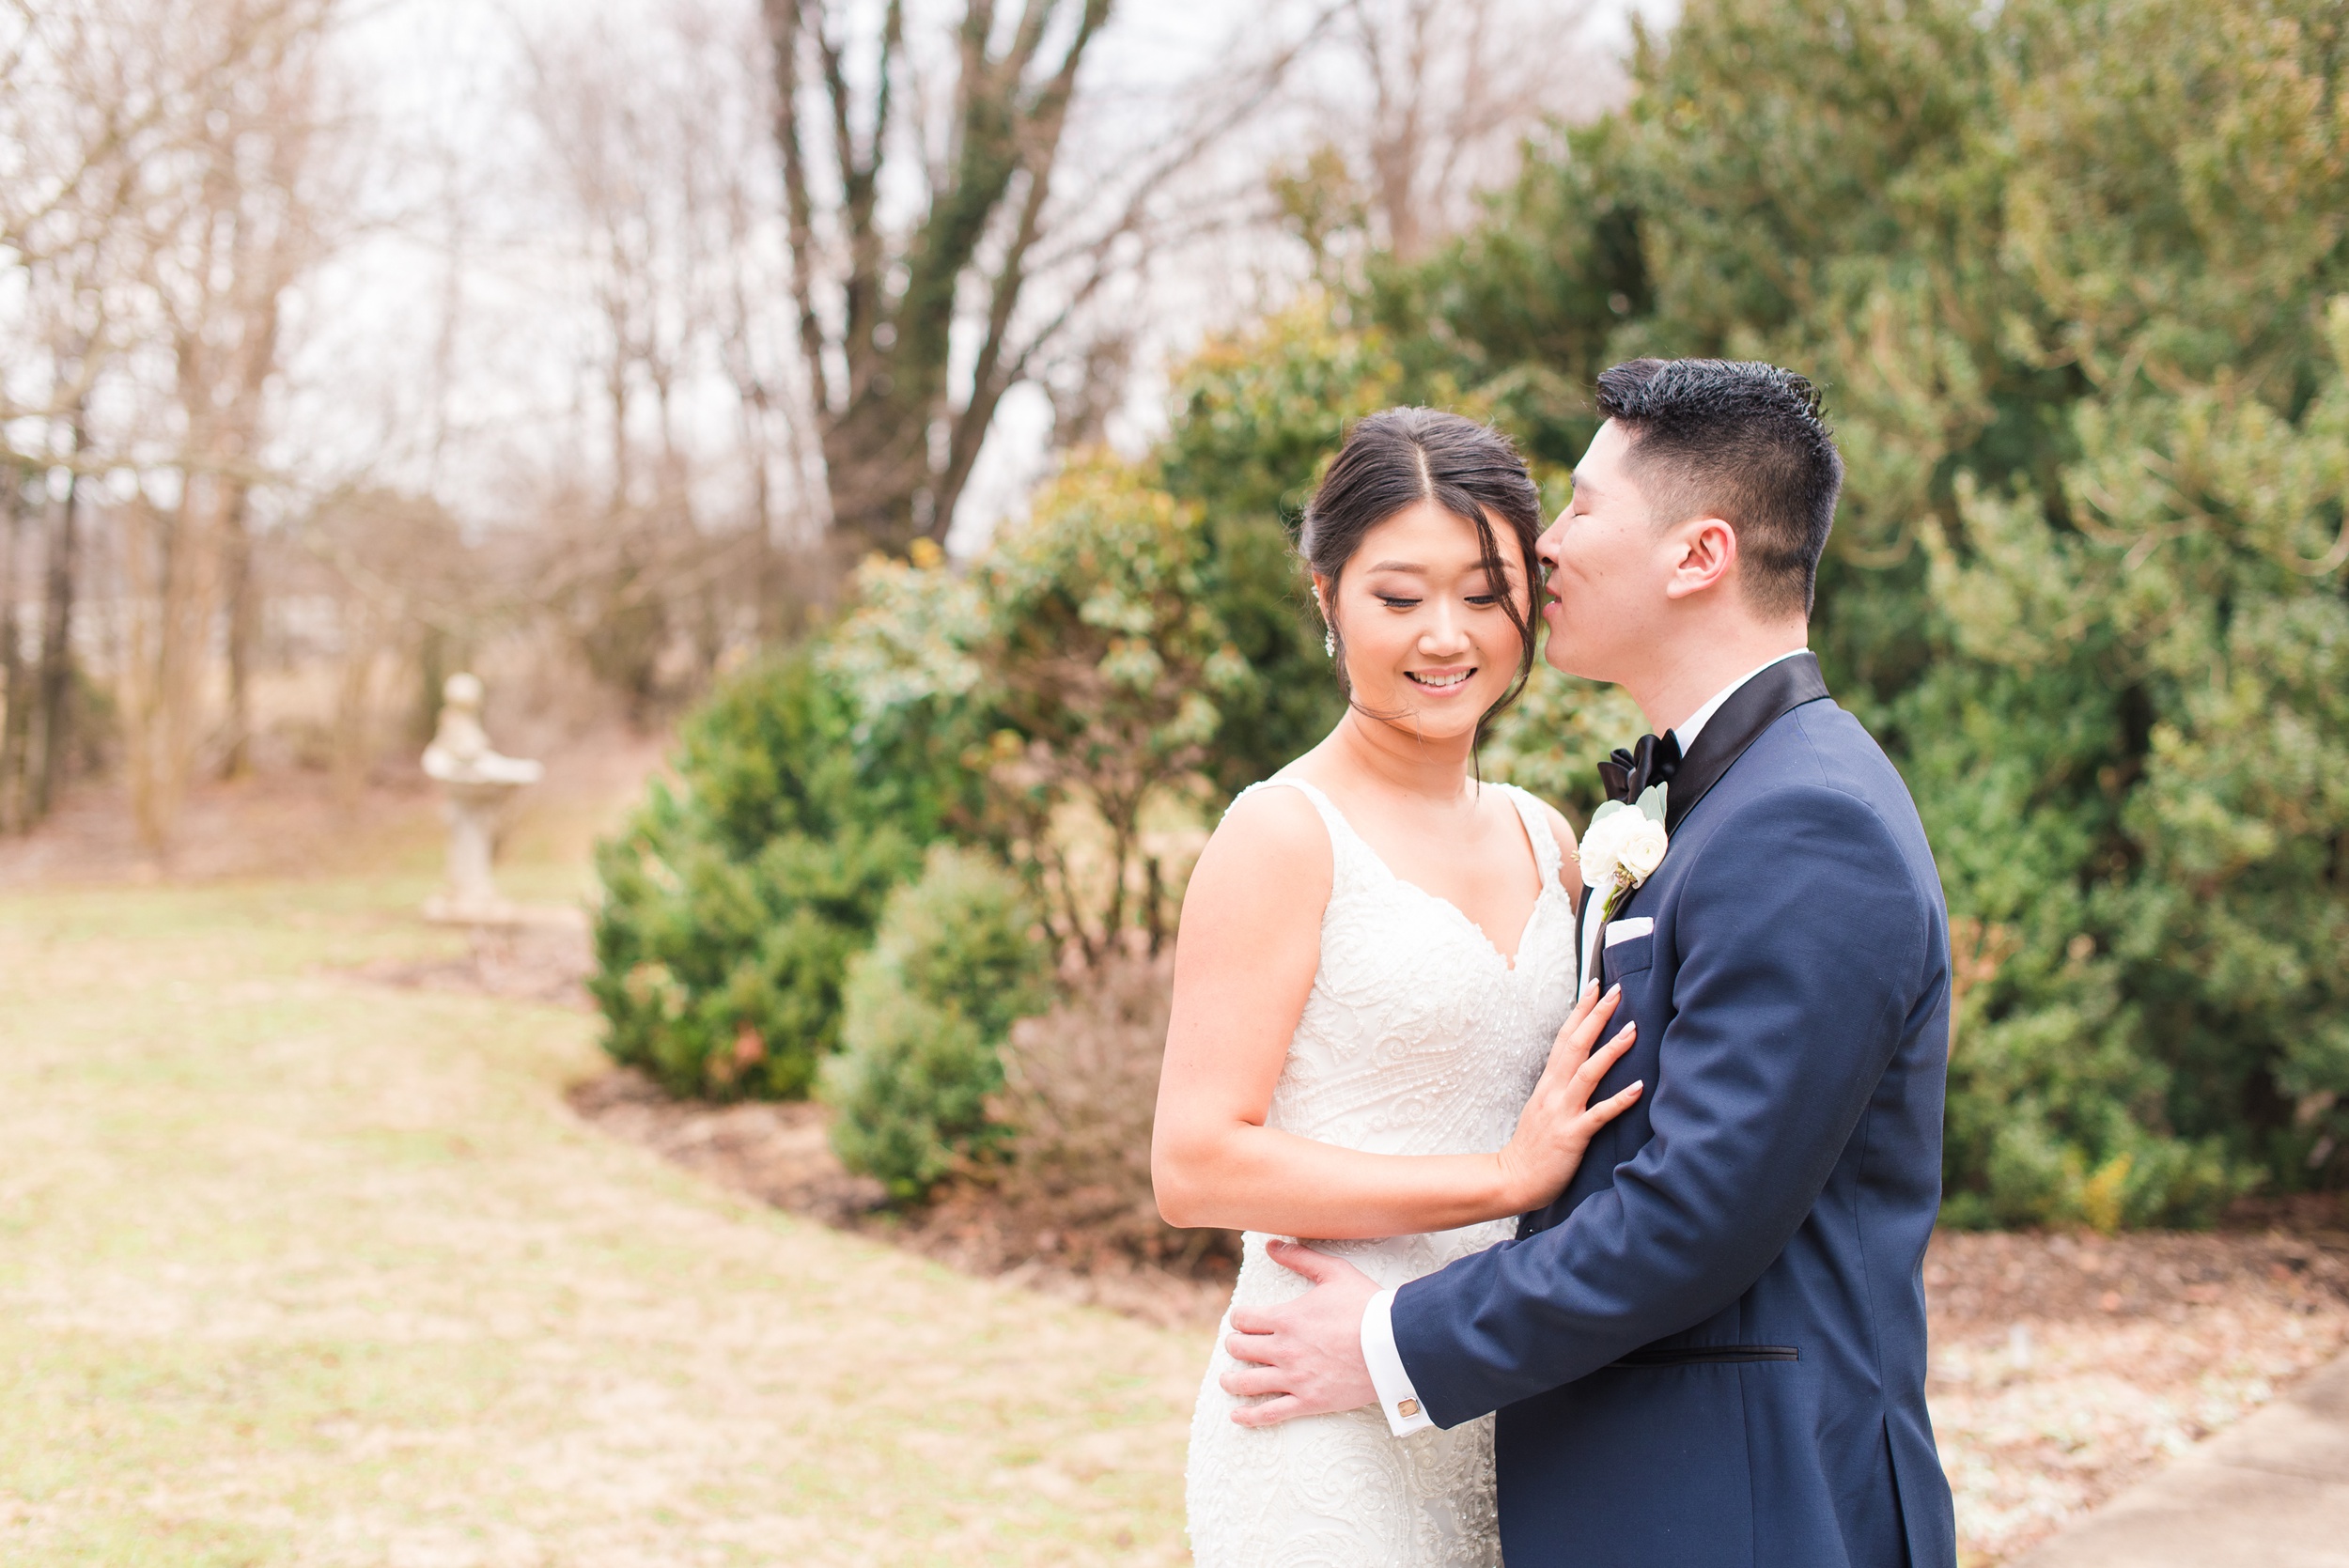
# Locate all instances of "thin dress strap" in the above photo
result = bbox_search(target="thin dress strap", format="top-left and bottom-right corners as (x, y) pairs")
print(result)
(1228, 774), (1348, 836)
(1224, 775), (1361, 877)
(1494, 783), (1564, 888)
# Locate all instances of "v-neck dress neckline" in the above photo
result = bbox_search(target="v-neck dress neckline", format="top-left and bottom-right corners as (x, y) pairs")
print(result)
(1268, 773), (1561, 972)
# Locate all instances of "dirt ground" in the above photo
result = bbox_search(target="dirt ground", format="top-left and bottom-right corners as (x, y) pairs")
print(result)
(0, 722), (664, 891)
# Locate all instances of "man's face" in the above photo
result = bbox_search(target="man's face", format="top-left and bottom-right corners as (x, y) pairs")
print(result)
(1536, 419), (1675, 683)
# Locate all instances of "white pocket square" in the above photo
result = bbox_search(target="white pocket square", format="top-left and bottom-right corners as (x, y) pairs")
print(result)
(1605, 917), (1654, 947)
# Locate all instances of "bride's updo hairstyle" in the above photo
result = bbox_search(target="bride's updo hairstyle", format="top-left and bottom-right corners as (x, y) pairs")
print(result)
(1301, 408), (1546, 744)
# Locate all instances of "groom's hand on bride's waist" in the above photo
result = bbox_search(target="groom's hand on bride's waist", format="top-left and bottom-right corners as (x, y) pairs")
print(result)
(1219, 1239), (1379, 1427)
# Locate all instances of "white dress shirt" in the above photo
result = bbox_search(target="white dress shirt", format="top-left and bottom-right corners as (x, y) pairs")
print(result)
(1358, 647), (1809, 1437)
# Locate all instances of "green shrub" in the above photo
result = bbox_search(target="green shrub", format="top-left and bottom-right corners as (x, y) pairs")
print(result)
(591, 792), (918, 1099)
(823, 846), (1054, 1201)
(588, 649), (975, 1099)
(974, 456), (1252, 961)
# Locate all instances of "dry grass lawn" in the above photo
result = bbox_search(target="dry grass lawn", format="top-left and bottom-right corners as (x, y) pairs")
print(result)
(0, 877), (1199, 1566)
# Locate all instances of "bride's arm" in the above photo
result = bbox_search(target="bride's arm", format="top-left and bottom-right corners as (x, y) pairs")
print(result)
(1152, 788), (1637, 1240)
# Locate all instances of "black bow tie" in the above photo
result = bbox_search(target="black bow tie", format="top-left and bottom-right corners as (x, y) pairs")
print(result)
(1598, 731), (1682, 805)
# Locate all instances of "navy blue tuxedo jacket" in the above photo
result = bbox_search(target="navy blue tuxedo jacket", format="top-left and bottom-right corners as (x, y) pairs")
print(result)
(1392, 673), (1958, 1568)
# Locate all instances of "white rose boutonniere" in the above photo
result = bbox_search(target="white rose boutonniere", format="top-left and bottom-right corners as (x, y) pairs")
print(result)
(1577, 784), (1670, 921)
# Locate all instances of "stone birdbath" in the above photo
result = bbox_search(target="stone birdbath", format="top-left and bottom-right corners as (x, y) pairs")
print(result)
(421, 672), (542, 924)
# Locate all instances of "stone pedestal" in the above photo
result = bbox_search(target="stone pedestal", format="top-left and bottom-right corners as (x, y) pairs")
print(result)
(420, 673), (541, 925)
(425, 777), (528, 924)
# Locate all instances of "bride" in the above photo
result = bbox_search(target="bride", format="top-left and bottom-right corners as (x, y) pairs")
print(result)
(1153, 407), (1641, 1567)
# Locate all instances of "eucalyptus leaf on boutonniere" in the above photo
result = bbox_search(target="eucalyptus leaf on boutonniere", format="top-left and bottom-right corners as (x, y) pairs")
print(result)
(1577, 784), (1670, 922)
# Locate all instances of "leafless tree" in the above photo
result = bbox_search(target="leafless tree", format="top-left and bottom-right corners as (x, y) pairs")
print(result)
(678, 2), (815, 636)
(513, 1), (826, 705)
(1275, 0), (1610, 272)
(126, 2), (337, 853)
(0, 0), (1610, 857)
(761, 0), (1319, 555)
(283, 486), (478, 803)
(0, 467), (35, 830)
(0, 0), (345, 854)
(0, 1), (151, 827)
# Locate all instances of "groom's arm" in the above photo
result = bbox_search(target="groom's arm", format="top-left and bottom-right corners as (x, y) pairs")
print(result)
(1390, 783), (1935, 1428)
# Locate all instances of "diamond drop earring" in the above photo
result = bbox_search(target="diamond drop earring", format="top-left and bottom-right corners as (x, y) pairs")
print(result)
(1324, 629), (1336, 659)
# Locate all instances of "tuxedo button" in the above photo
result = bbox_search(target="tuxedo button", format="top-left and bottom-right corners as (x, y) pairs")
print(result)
(1397, 1398), (1420, 1418)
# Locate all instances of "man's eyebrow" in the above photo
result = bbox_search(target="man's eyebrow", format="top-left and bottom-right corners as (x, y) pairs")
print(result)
(1568, 471), (1598, 497)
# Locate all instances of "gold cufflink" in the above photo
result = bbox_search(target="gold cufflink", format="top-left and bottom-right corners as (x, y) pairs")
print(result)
(1398, 1399), (1420, 1418)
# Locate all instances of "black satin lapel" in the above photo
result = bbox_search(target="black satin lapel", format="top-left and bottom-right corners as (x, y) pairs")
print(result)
(1662, 653), (1833, 835)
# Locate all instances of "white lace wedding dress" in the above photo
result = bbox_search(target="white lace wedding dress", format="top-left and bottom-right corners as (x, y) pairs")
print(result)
(1186, 776), (1584, 1568)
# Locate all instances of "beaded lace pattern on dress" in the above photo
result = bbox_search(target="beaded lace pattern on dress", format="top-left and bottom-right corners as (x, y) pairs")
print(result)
(1185, 776), (1583, 1568)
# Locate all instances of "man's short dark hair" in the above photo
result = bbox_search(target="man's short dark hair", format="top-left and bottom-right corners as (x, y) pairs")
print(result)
(1593, 358), (1843, 619)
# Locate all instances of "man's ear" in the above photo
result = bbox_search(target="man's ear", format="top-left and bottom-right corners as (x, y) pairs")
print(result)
(1661, 517), (1738, 601)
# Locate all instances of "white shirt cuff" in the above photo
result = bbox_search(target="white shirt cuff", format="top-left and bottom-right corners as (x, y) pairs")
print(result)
(1361, 1286), (1435, 1436)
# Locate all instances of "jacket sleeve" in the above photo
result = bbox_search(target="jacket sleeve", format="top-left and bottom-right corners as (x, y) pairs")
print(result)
(1390, 782), (1933, 1427)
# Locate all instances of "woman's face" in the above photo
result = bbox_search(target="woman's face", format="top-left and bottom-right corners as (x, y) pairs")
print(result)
(1315, 500), (1532, 742)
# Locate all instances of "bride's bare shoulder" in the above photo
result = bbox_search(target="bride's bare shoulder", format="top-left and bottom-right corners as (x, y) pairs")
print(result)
(1188, 782), (1333, 905)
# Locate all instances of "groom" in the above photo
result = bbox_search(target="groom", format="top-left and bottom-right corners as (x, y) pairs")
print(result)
(1221, 358), (1958, 1567)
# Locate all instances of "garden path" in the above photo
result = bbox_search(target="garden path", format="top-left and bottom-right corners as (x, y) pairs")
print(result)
(2013, 1345), (2349, 1568)
(0, 878), (1197, 1566)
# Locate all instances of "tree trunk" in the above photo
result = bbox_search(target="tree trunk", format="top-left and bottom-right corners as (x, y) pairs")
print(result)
(739, 380), (782, 641)
(219, 482), (257, 778)
(34, 423), (82, 822)
(1144, 854), (1165, 957)
(0, 469), (28, 832)
(161, 477), (226, 852)
(123, 447), (233, 862)
(331, 599), (380, 815)
(765, 0), (1114, 558)
(817, 392), (940, 555)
